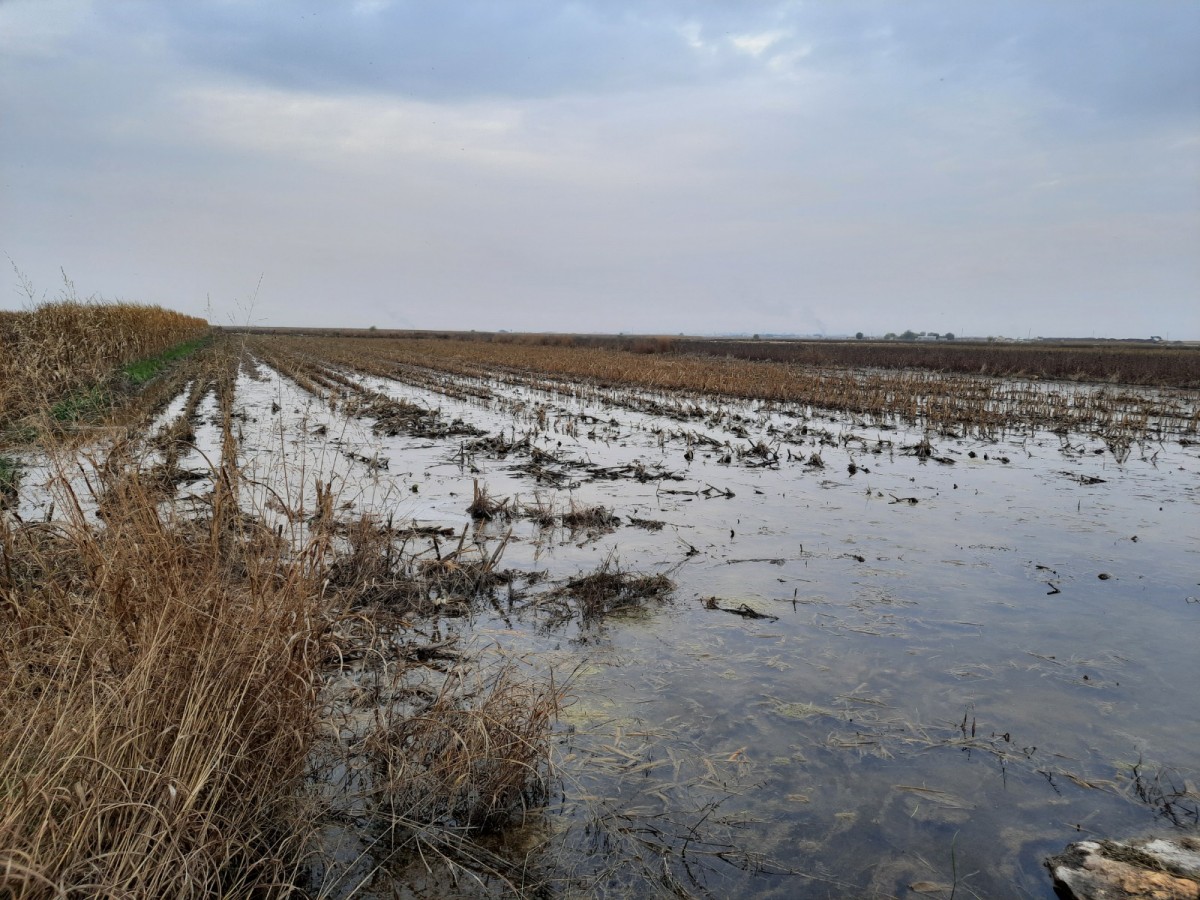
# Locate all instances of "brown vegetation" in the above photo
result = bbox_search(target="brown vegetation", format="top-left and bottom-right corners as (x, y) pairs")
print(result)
(1, 301), (209, 432)
(561, 501), (620, 532)
(638, 336), (1200, 388)
(240, 334), (1200, 441)
(367, 665), (560, 832)
(230, 327), (1200, 388)
(0, 337), (321, 897)
(556, 553), (674, 622)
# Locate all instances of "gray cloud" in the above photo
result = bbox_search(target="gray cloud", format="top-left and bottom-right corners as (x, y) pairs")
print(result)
(1, 0), (1197, 338)
(98, 1), (730, 100)
(94, 0), (1200, 121)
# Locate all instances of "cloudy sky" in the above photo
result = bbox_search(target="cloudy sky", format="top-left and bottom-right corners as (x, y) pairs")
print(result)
(1, 1), (1198, 338)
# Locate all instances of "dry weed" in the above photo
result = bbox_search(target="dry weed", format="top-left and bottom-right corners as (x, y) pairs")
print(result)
(0, 472), (326, 898)
(367, 664), (561, 833)
(556, 553), (674, 622)
(467, 479), (511, 521)
(0, 298), (208, 433)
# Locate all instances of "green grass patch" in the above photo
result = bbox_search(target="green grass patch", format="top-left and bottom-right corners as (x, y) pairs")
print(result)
(122, 336), (211, 385)
(46, 336), (211, 426)
(0, 455), (18, 504)
(51, 384), (112, 423)
(2, 424), (39, 445)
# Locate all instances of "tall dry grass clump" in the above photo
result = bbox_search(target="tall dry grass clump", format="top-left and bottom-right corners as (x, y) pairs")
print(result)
(0, 300), (208, 428)
(0, 463), (327, 897)
(367, 666), (560, 834)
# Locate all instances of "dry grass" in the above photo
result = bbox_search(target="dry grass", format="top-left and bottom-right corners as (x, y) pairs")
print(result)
(557, 553), (674, 622)
(366, 665), (561, 833)
(0, 322), (563, 896)
(0, 300), (208, 432)
(519, 493), (558, 529)
(518, 496), (619, 534)
(467, 479), (511, 521)
(0, 455), (555, 896)
(0, 461), (327, 897)
(561, 500), (619, 532)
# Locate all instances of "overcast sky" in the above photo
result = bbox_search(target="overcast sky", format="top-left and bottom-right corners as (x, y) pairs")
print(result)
(2, 1), (1198, 338)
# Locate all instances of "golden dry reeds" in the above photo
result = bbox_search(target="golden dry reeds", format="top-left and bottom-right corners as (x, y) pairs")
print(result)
(0, 315), (566, 898)
(366, 664), (561, 834)
(0, 300), (208, 431)
(0, 467), (327, 898)
(0, 453), (559, 896)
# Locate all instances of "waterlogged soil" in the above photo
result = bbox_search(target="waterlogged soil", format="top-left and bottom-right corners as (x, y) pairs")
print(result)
(13, 355), (1200, 898)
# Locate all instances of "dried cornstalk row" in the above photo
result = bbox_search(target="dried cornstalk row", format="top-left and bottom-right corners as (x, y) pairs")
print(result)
(247, 334), (493, 404)
(307, 339), (496, 402)
(243, 339), (487, 443)
(150, 375), (211, 474)
(249, 335), (1200, 441)
(0, 302), (208, 428)
(243, 338), (382, 412)
(245, 339), (331, 399)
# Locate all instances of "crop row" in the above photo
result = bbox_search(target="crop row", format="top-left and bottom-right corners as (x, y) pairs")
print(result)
(246, 335), (1200, 442)
(0, 302), (209, 430)
(233, 328), (1200, 388)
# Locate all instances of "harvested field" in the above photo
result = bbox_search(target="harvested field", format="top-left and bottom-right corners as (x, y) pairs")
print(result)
(233, 327), (1200, 388)
(230, 333), (1200, 443)
(4, 327), (1199, 898)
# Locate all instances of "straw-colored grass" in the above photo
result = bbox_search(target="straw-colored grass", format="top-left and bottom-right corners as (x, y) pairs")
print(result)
(0, 447), (560, 897)
(0, 462), (327, 897)
(366, 665), (561, 834)
(0, 300), (208, 431)
(0, 319), (564, 896)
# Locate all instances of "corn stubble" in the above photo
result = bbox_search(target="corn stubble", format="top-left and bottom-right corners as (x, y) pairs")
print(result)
(242, 334), (1200, 441)
(20, 313), (1195, 896)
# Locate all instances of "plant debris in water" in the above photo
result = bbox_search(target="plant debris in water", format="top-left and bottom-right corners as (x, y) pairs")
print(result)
(467, 478), (511, 521)
(552, 553), (674, 622)
(366, 665), (561, 833)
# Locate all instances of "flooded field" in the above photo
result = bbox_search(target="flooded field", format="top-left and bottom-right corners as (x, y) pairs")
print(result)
(9, 336), (1199, 898)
